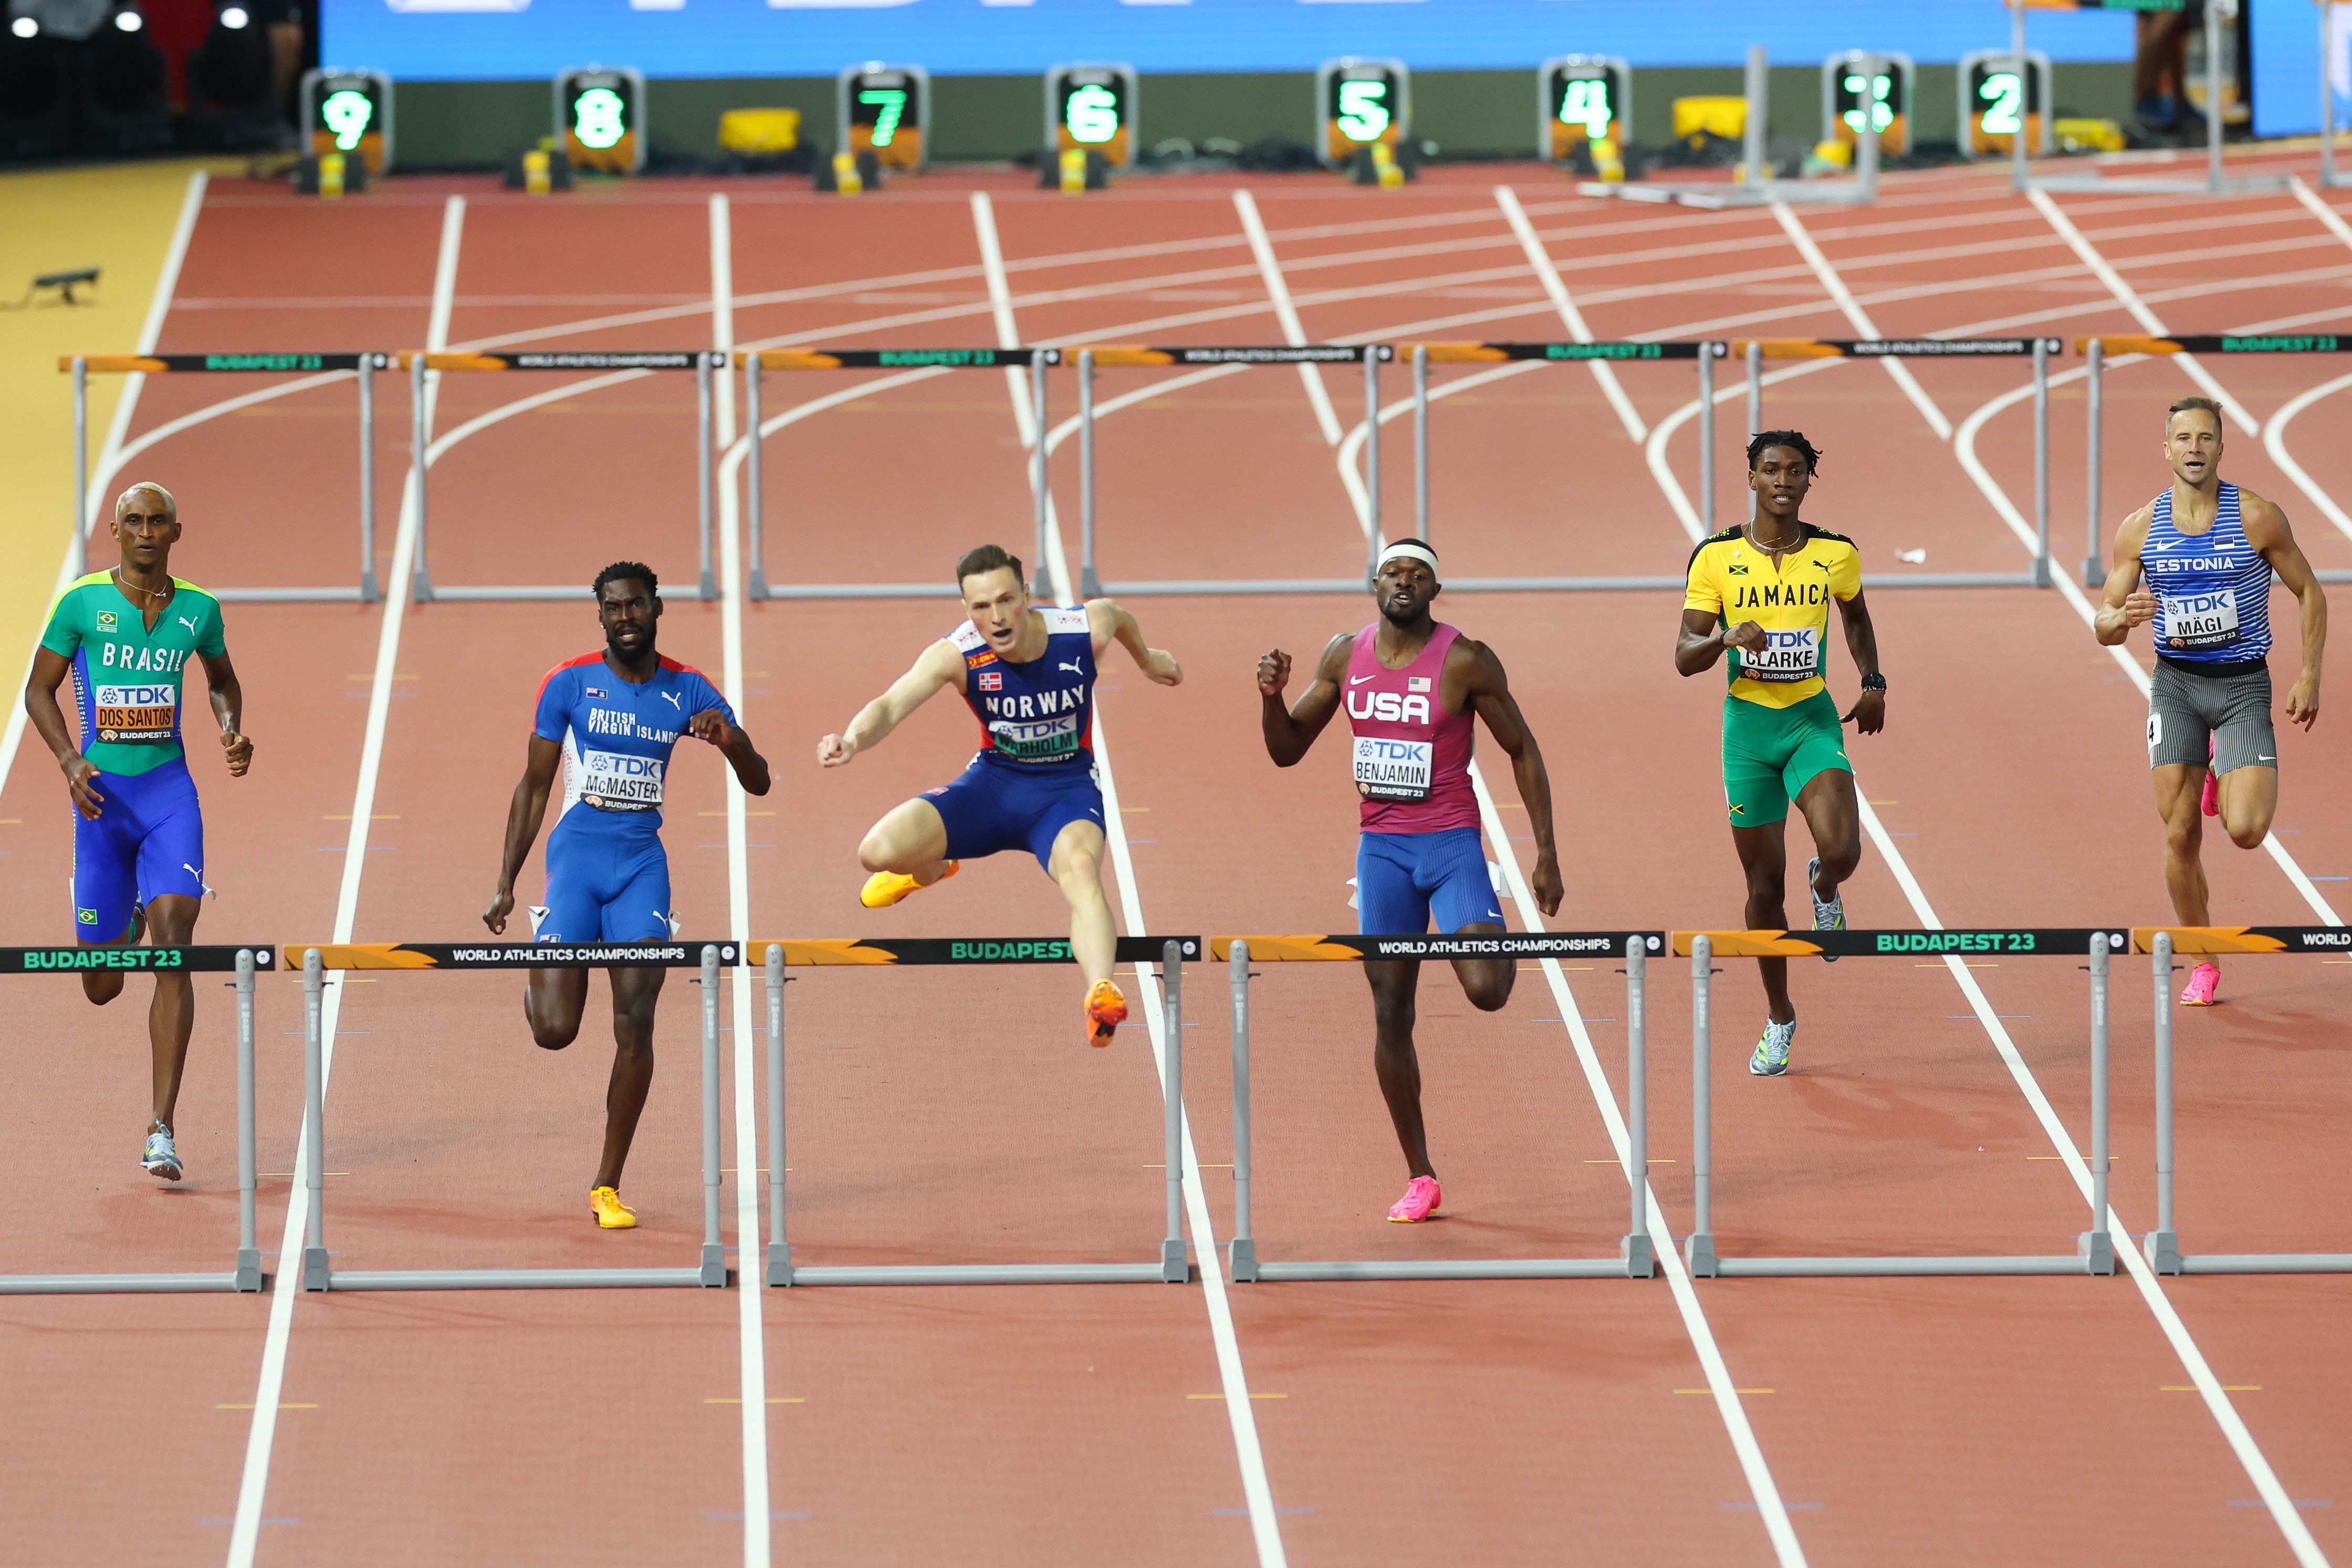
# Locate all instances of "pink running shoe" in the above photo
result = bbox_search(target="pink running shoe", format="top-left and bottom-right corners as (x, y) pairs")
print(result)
(2200, 738), (2220, 818)
(1387, 1175), (1442, 1223)
(2180, 961), (2221, 1007)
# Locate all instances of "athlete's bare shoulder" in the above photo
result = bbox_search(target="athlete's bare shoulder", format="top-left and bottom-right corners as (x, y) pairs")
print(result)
(2234, 485), (2292, 535)
(1447, 630), (1509, 695)
(1312, 630), (1355, 680)
(914, 634), (968, 689)
(2114, 499), (2157, 552)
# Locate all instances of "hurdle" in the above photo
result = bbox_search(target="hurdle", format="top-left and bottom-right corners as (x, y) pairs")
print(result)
(2020, 0), (2287, 197)
(1216, 932), (1664, 1282)
(405, 351), (725, 604)
(1404, 339), (1724, 590)
(290, 941), (735, 1290)
(1069, 343), (1393, 596)
(2138, 926), (2352, 1273)
(1585, 46), (1880, 210)
(1679, 929), (2119, 1277)
(62, 353), (386, 603)
(740, 347), (1059, 602)
(1741, 337), (2063, 586)
(0, 945), (270, 1294)
(755, 936), (1200, 1284)
(2077, 333), (2352, 586)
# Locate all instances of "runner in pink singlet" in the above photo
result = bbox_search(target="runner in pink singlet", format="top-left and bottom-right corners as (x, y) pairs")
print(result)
(1257, 539), (1563, 1223)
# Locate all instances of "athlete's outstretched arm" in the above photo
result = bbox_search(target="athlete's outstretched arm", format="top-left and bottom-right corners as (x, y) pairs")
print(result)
(1463, 640), (1563, 916)
(2095, 505), (2158, 645)
(687, 708), (771, 795)
(1087, 598), (1182, 685)
(24, 646), (103, 819)
(1259, 633), (1351, 766)
(194, 649), (252, 777)
(2243, 490), (2327, 728)
(817, 638), (962, 767)
(484, 734), (563, 935)
(1833, 590), (1885, 735)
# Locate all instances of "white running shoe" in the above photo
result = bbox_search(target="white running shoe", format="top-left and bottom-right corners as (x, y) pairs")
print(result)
(1808, 856), (1844, 963)
(1750, 1021), (1795, 1077)
(141, 1124), (183, 1182)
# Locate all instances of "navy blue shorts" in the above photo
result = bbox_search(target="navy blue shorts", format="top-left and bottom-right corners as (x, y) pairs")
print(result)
(925, 755), (1105, 871)
(72, 756), (206, 942)
(1356, 827), (1502, 936)
(534, 811), (675, 944)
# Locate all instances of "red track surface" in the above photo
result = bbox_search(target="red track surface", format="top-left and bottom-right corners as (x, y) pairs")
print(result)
(3, 154), (2348, 1566)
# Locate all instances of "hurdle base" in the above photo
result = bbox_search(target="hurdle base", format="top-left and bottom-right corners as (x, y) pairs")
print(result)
(763, 582), (952, 601)
(701, 1243), (728, 1288)
(215, 587), (371, 604)
(2174, 1253), (2352, 1274)
(1099, 578), (1372, 597)
(1622, 1232), (1657, 1279)
(2144, 1229), (2183, 1274)
(316, 1267), (717, 1291)
(1228, 1238), (1259, 1283)
(776, 1263), (1173, 1286)
(1161, 1240), (1190, 1283)
(2029, 173), (2290, 197)
(421, 585), (597, 603)
(0, 1270), (249, 1295)
(302, 1245), (330, 1291)
(237, 1247), (265, 1292)
(1710, 1254), (2095, 1277)
(1684, 1231), (1718, 1278)
(1246, 1258), (1636, 1282)
(2078, 1229), (2115, 1276)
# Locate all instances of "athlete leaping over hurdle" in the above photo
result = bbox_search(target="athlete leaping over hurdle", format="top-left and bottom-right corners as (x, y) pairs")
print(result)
(818, 545), (1183, 1049)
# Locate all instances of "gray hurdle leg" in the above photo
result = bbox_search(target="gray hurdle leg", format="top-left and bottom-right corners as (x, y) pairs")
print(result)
(1161, 940), (1188, 1282)
(1228, 941), (1256, 1282)
(236, 949), (263, 1291)
(766, 944), (791, 1287)
(2146, 932), (2182, 1272)
(1684, 935), (1717, 1277)
(301, 949), (330, 1291)
(700, 945), (727, 1285)
(1622, 938), (1655, 1277)
(2080, 934), (2114, 1273)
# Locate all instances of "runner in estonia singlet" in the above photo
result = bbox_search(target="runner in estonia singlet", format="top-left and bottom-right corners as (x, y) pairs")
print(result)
(1342, 622), (1479, 833)
(2139, 480), (2274, 666)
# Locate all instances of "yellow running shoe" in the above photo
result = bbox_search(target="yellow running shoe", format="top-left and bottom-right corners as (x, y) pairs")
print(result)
(859, 860), (958, 909)
(1085, 978), (1128, 1049)
(589, 1186), (637, 1229)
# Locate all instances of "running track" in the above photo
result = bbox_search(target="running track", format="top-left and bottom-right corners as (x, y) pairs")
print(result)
(2, 153), (2348, 1567)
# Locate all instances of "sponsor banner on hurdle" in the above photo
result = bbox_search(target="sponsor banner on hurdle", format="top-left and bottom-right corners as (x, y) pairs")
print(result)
(1, 944), (276, 974)
(285, 941), (733, 969)
(2078, 334), (2348, 356)
(1212, 931), (1661, 961)
(2134, 925), (2352, 955)
(1674, 927), (2123, 958)
(410, 350), (723, 372)
(1072, 343), (1384, 367)
(1407, 340), (1717, 364)
(1736, 337), (2063, 359)
(744, 346), (1058, 370)
(750, 935), (1197, 966)
(58, 352), (386, 374)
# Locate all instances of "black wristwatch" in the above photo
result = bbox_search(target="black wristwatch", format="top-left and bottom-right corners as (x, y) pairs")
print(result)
(1859, 673), (1887, 693)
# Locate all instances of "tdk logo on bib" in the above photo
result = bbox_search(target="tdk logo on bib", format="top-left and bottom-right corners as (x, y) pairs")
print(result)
(582, 749), (664, 809)
(1347, 690), (1431, 724)
(2162, 589), (2239, 650)
(1744, 628), (1820, 681)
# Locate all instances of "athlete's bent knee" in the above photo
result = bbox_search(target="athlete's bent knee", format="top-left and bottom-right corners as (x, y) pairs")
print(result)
(1464, 974), (1512, 1012)
(2226, 820), (2267, 852)
(529, 1013), (578, 1051)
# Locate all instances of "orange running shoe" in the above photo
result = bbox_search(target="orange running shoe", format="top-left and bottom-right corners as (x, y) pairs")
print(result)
(1084, 978), (1127, 1048)
(589, 1186), (637, 1229)
(860, 861), (958, 909)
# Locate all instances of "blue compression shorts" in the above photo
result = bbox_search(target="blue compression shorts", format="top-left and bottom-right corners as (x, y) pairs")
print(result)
(72, 756), (207, 943)
(1356, 827), (1503, 936)
(534, 809), (675, 944)
(925, 755), (1105, 871)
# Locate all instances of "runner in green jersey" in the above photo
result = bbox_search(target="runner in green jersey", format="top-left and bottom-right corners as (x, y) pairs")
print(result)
(24, 483), (251, 1183)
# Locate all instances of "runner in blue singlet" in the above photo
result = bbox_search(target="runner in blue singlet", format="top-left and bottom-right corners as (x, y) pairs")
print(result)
(2096, 395), (2329, 1006)
(483, 562), (771, 1228)
(817, 543), (1183, 1049)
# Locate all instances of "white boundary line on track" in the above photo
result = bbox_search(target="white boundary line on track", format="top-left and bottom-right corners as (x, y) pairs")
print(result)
(224, 193), (466, 1568)
(0, 170), (208, 806)
(2290, 175), (2352, 250)
(2264, 371), (2352, 543)
(1492, 185), (1648, 443)
(1232, 189), (1346, 448)
(710, 191), (775, 1568)
(1700, 224), (2334, 1566)
(970, 190), (1290, 1568)
(1769, 203), (1952, 441)
(2026, 188), (2260, 434)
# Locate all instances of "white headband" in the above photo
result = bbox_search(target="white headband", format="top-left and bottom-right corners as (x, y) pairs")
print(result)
(1377, 542), (1439, 576)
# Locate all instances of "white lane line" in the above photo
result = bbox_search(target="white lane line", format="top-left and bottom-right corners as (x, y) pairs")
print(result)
(1494, 185), (1648, 442)
(711, 192), (773, 1568)
(970, 192), (1289, 1568)
(2264, 370), (2352, 545)
(2290, 175), (2352, 250)
(1233, 189), (1346, 448)
(1770, 202), (1952, 441)
(0, 169), (208, 798)
(2027, 187), (2261, 434)
(224, 193), (466, 1568)
(1468, 769), (1806, 1566)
